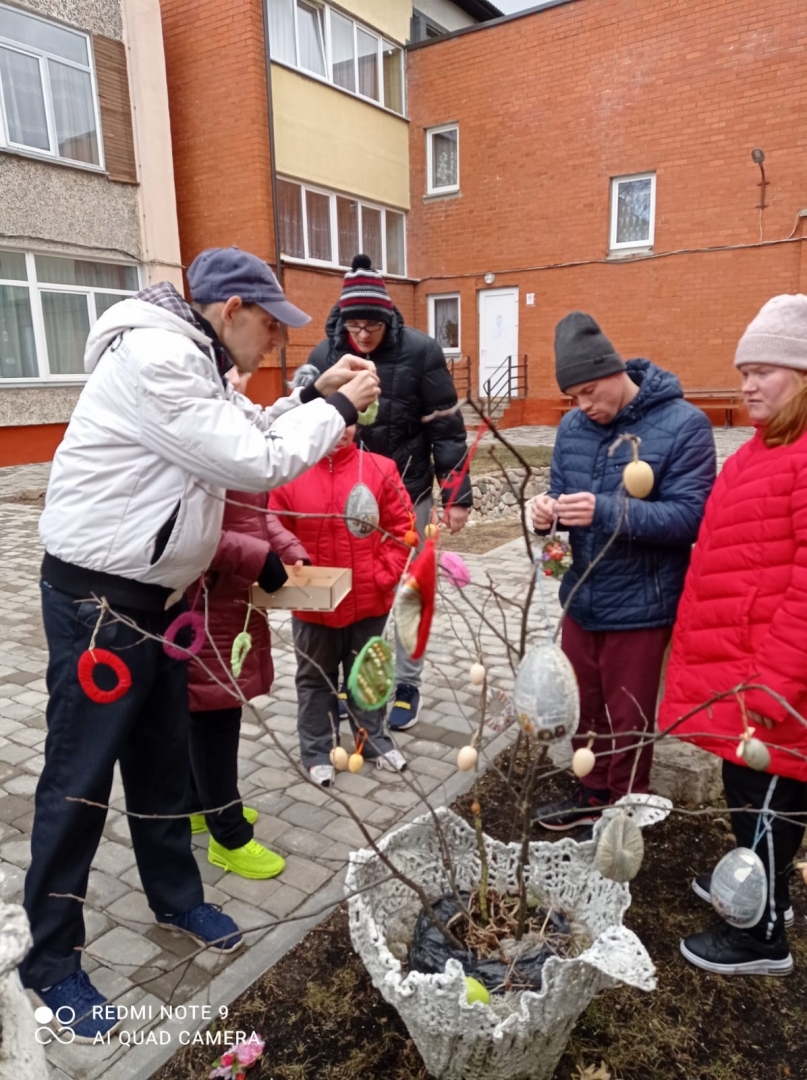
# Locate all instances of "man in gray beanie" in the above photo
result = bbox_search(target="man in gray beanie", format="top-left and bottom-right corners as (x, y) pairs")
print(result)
(530, 312), (716, 830)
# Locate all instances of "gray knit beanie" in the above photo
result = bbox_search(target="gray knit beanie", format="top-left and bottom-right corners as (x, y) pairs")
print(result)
(554, 312), (626, 393)
(734, 294), (807, 370)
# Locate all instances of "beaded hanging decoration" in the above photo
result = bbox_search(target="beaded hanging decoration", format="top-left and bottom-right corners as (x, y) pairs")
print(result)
(347, 636), (395, 711)
(77, 601), (132, 704)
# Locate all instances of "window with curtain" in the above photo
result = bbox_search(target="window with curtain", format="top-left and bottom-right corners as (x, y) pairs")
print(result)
(356, 27), (379, 102)
(277, 179), (304, 258)
(268, 2), (405, 114)
(428, 125), (459, 194)
(296, 0), (325, 77)
(361, 206), (382, 271)
(268, 0), (295, 65)
(277, 180), (405, 275)
(382, 43), (403, 115)
(610, 174), (655, 249)
(429, 296), (460, 354)
(0, 4), (100, 166)
(0, 250), (139, 379)
(385, 211), (405, 278)
(330, 9), (354, 93)
(306, 188), (331, 262)
(337, 196), (359, 268)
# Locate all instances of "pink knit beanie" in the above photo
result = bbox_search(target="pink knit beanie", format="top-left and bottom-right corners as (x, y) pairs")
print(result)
(735, 294), (807, 370)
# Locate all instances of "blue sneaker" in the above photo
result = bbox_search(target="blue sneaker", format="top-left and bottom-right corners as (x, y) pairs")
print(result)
(156, 903), (243, 953)
(388, 684), (421, 731)
(37, 970), (120, 1043)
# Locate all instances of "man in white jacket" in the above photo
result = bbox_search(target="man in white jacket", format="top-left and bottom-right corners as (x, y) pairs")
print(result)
(22, 248), (378, 1040)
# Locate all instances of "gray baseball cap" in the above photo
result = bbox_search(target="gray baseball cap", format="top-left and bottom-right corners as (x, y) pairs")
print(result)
(187, 247), (311, 328)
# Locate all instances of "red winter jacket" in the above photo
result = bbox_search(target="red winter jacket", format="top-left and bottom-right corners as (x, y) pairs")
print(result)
(269, 443), (413, 628)
(186, 491), (308, 711)
(658, 430), (807, 782)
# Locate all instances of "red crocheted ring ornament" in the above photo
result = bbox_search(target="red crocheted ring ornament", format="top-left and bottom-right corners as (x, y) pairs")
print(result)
(163, 611), (206, 660)
(77, 649), (132, 704)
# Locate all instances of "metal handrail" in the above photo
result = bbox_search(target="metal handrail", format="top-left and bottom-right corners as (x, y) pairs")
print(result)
(482, 354), (528, 414)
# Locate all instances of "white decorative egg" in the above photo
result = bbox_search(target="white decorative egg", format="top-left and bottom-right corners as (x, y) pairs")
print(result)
(595, 813), (645, 882)
(710, 847), (767, 928)
(512, 644), (580, 741)
(345, 483), (380, 537)
(457, 745), (478, 771)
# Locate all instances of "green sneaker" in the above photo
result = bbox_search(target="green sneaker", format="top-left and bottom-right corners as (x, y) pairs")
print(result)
(190, 806), (258, 835)
(208, 838), (285, 880)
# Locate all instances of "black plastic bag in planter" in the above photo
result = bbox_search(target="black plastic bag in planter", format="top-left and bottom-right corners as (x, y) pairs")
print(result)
(409, 894), (570, 994)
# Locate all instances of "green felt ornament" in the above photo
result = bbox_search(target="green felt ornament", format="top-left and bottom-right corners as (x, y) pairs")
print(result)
(231, 603), (255, 679)
(231, 632), (252, 678)
(347, 636), (395, 711)
(357, 400), (379, 426)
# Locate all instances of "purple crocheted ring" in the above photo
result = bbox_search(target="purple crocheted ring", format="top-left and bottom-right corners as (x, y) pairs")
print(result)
(163, 611), (206, 659)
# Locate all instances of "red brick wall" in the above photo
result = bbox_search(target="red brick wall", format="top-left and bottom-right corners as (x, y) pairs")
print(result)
(159, 0), (275, 266)
(407, 0), (807, 416)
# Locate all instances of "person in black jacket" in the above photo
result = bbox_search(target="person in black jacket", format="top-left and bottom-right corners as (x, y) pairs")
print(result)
(308, 255), (472, 730)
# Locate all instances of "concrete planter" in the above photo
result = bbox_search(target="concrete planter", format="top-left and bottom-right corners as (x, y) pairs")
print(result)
(346, 805), (662, 1080)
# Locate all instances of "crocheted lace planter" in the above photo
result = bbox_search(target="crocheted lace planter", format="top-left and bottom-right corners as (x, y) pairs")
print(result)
(346, 802), (667, 1080)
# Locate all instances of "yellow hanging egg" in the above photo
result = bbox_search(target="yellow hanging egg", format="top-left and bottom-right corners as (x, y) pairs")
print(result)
(348, 752), (364, 773)
(469, 663), (486, 686)
(330, 746), (349, 771)
(457, 745), (478, 771)
(572, 747), (595, 778)
(424, 523), (439, 540)
(622, 460), (654, 499)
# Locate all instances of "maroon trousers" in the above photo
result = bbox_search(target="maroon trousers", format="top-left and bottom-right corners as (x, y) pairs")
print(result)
(563, 616), (671, 798)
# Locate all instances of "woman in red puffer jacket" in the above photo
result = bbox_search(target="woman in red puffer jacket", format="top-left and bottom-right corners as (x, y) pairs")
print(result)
(269, 425), (413, 786)
(186, 371), (308, 882)
(659, 294), (807, 978)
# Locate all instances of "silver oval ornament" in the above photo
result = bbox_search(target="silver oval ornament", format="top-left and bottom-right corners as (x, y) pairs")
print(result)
(710, 847), (767, 928)
(595, 813), (645, 882)
(512, 644), (580, 741)
(345, 482), (379, 538)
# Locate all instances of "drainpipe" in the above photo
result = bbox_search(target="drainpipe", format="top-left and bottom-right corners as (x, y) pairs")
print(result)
(261, 0), (287, 389)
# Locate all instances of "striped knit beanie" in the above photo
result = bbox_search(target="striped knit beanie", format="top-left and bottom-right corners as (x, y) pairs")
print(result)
(339, 254), (394, 325)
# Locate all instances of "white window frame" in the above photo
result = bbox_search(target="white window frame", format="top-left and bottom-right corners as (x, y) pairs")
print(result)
(428, 293), (461, 357)
(609, 172), (656, 252)
(277, 178), (406, 277)
(268, 0), (406, 116)
(0, 4), (105, 171)
(0, 248), (140, 383)
(426, 123), (459, 196)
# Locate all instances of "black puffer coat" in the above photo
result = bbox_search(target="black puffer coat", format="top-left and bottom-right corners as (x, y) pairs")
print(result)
(309, 306), (472, 507)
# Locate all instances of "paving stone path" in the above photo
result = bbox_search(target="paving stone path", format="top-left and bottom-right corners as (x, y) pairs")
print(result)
(0, 424), (752, 1079)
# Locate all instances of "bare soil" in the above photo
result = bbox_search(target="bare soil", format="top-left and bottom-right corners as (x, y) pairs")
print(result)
(155, 745), (807, 1080)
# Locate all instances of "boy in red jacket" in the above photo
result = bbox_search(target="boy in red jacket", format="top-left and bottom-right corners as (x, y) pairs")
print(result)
(269, 425), (413, 785)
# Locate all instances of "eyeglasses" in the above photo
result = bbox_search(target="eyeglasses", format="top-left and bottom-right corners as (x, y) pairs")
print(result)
(345, 321), (384, 334)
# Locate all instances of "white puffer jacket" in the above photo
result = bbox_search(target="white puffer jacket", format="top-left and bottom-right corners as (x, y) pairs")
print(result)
(39, 299), (345, 591)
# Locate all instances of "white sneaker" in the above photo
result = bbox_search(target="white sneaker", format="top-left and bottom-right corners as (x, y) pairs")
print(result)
(309, 764), (335, 787)
(376, 749), (408, 773)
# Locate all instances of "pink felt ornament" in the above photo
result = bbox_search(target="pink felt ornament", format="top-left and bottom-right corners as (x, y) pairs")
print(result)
(439, 551), (471, 589)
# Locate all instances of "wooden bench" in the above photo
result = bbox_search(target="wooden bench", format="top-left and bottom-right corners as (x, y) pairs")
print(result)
(552, 390), (742, 427)
(683, 389), (742, 427)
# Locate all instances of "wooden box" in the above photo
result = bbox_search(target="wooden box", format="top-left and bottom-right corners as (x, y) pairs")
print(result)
(250, 566), (353, 612)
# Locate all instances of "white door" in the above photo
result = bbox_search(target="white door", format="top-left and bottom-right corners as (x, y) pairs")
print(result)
(478, 287), (519, 397)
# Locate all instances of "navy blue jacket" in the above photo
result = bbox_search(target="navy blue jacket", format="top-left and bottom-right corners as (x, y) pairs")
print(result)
(547, 360), (716, 631)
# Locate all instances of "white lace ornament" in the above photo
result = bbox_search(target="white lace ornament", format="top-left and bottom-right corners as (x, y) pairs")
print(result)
(346, 798), (670, 1080)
